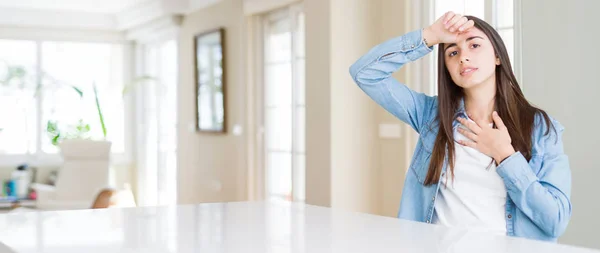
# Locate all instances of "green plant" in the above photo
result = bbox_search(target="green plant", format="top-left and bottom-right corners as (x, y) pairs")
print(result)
(93, 83), (107, 139)
(95, 76), (156, 140)
(46, 119), (91, 145)
(0, 65), (26, 88)
(0, 59), (157, 145)
(47, 76), (156, 145)
(41, 80), (89, 145)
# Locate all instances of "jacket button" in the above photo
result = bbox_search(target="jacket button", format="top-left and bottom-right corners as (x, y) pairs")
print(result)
(426, 220), (430, 223)
(507, 214), (512, 219)
(432, 196), (436, 201)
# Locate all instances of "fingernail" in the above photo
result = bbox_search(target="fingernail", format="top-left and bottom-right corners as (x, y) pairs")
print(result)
(458, 27), (463, 31)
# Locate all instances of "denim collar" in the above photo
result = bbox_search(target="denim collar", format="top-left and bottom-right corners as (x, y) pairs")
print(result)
(456, 97), (466, 115)
(452, 97), (468, 128)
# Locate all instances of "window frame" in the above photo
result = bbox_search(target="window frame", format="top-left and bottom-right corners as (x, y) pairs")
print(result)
(0, 31), (133, 168)
(254, 2), (306, 203)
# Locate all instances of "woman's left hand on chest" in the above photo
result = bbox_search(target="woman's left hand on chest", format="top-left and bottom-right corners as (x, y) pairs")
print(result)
(457, 111), (516, 164)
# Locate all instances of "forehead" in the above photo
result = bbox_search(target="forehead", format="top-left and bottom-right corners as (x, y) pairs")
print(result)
(457, 28), (487, 41)
(444, 28), (489, 49)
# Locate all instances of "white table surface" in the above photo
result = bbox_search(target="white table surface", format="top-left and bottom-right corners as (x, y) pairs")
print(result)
(0, 201), (596, 253)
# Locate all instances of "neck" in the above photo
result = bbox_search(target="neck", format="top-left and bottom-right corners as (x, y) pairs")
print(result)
(463, 77), (496, 124)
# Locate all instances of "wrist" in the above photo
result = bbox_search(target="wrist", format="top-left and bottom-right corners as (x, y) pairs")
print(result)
(495, 147), (516, 165)
(422, 27), (439, 47)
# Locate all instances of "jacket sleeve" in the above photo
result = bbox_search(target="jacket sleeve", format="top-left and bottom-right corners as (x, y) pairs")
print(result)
(349, 28), (436, 133)
(496, 118), (572, 237)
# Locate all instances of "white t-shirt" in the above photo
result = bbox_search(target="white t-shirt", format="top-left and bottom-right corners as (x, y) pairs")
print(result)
(431, 118), (508, 236)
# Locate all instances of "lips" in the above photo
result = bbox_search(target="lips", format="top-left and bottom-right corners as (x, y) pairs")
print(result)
(460, 67), (478, 76)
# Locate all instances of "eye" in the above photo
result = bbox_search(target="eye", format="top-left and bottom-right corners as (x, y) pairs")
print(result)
(471, 43), (480, 49)
(448, 51), (458, 57)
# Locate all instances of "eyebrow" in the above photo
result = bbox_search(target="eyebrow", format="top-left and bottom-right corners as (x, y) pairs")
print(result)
(444, 36), (484, 52)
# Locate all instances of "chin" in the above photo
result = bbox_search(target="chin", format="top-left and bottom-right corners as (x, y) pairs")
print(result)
(455, 76), (487, 89)
(455, 80), (480, 89)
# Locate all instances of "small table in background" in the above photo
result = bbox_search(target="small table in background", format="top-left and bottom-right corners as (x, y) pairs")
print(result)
(0, 197), (36, 211)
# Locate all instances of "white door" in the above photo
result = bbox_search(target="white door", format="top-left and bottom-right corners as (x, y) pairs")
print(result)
(261, 4), (306, 202)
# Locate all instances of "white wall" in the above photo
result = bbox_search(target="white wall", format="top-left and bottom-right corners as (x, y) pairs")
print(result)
(304, 0), (333, 207)
(305, 0), (383, 213)
(520, 0), (600, 249)
(177, 0), (248, 204)
(330, 0), (381, 214)
(305, 0), (385, 213)
(305, 0), (412, 216)
(377, 0), (413, 217)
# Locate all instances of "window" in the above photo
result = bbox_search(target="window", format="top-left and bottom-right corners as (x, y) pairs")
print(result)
(0, 40), (37, 155)
(0, 40), (126, 163)
(261, 4), (305, 202)
(435, 0), (486, 20)
(494, 0), (515, 66)
(41, 42), (125, 154)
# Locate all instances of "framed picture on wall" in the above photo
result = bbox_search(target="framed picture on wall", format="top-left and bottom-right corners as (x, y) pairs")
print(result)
(194, 27), (226, 133)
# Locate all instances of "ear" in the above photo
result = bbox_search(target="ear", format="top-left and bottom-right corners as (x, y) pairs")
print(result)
(496, 56), (501, 65)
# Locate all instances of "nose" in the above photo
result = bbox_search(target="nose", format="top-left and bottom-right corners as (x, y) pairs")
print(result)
(460, 57), (470, 64)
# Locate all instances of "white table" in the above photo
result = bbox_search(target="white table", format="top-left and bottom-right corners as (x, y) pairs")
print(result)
(0, 201), (596, 253)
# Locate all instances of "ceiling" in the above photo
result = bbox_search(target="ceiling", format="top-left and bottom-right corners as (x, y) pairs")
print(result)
(0, 0), (149, 13)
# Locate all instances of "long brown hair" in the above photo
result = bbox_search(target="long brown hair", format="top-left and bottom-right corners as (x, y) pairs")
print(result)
(423, 15), (554, 185)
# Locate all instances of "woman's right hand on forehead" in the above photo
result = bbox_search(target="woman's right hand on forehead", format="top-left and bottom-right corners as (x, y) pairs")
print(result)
(424, 11), (475, 46)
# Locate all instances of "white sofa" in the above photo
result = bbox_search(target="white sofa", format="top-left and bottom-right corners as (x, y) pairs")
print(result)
(32, 140), (112, 210)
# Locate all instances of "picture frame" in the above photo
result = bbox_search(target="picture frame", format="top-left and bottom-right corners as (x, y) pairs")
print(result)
(194, 27), (226, 133)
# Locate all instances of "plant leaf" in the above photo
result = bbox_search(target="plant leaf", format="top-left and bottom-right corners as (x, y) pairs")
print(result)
(52, 133), (60, 146)
(46, 120), (57, 133)
(69, 85), (83, 98)
(122, 75), (157, 95)
(93, 83), (107, 139)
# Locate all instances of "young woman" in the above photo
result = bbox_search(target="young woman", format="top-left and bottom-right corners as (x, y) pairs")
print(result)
(349, 12), (571, 242)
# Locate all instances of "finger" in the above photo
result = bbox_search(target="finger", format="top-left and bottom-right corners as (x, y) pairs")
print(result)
(450, 16), (468, 32)
(458, 117), (482, 134)
(458, 19), (474, 32)
(458, 127), (478, 142)
(446, 14), (462, 29)
(458, 140), (477, 149)
(443, 11), (455, 25)
(467, 112), (474, 121)
(446, 14), (463, 29)
(492, 111), (507, 130)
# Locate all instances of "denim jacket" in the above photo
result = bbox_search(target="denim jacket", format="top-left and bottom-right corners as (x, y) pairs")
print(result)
(349, 29), (572, 242)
